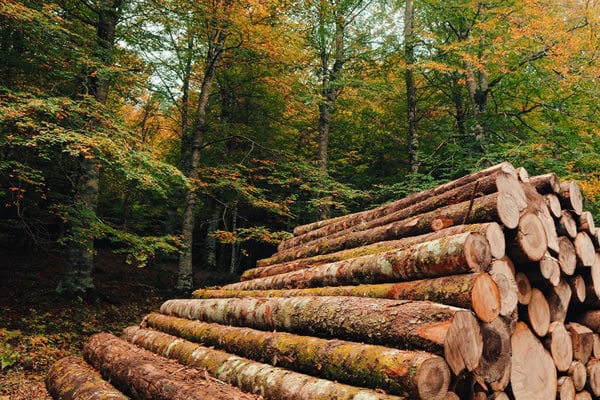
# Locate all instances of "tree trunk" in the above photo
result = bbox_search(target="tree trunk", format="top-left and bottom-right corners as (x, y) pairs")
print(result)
(224, 233), (491, 291)
(404, 0), (419, 173)
(122, 327), (408, 400)
(142, 313), (451, 399)
(177, 20), (228, 293)
(46, 356), (128, 400)
(510, 322), (557, 400)
(83, 332), (260, 400)
(159, 296), (483, 374)
(57, 0), (120, 298)
(195, 273), (500, 323)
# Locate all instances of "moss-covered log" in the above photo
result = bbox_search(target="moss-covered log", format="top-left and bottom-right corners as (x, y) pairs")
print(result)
(280, 166), (521, 252)
(143, 313), (450, 398)
(292, 162), (518, 236)
(122, 327), (409, 400)
(249, 223), (504, 278)
(82, 333), (261, 400)
(160, 296), (483, 375)
(46, 356), (128, 400)
(264, 192), (518, 264)
(195, 273), (500, 323)
(225, 233), (491, 292)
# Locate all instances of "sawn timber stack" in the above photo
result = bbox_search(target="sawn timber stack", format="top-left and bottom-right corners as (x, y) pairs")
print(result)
(45, 162), (600, 400)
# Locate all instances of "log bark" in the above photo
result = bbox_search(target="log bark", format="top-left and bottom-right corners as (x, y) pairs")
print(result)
(574, 232), (596, 267)
(510, 322), (557, 400)
(196, 273), (500, 323)
(529, 173), (561, 194)
(280, 167), (522, 252)
(159, 296), (483, 376)
(82, 333), (261, 400)
(225, 233), (491, 292)
(292, 161), (518, 237)
(557, 376), (576, 400)
(506, 212), (547, 264)
(46, 356), (128, 400)
(249, 223), (504, 278)
(586, 358), (600, 397)
(544, 321), (573, 372)
(567, 322), (594, 364)
(142, 313), (450, 399)
(559, 180), (584, 216)
(266, 192), (519, 265)
(570, 360), (588, 391)
(121, 327), (407, 400)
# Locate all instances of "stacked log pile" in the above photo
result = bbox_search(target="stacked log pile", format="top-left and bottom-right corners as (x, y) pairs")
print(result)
(46, 162), (600, 400)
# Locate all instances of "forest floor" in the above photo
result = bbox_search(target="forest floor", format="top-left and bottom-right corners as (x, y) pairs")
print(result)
(0, 248), (228, 400)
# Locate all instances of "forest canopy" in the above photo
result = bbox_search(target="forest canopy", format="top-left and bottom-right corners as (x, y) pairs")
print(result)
(2, 0), (600, 296)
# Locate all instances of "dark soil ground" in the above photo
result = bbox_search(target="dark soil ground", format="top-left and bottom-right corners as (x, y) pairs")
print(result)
(0, 248), (213, 399)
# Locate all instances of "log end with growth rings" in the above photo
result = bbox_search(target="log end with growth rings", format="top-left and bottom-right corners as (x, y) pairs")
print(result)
(464, 233), (493, 272)
(416, 357), (452, 400)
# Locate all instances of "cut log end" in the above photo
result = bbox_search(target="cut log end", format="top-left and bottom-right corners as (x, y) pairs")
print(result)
(472, 273), (501, 323)
(465, 233), (493, 272)
(575, 232), (596, 267)
(546, 321), (573, 372)
(557, 376), (576, 400)
(489, 259), (518, 317)
(515, 212), (547, 262)
(515, 272), (532, 305)
(510, 322), (557, 400)
(416, 357), (452, 400)
(485, 222), (506, 259)
(528, 288), (551, 337)
(560, 181), (584, 216)
(496, 192), (521, 229)
(444, 310), (483, 375)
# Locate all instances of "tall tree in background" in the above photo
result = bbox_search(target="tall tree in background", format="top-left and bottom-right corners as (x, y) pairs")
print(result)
(55, 0), (124, 298)
(404, 0), (419, 173)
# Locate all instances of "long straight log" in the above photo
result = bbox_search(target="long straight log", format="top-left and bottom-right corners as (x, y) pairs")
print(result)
(46, 356), (128, 400)
(82, 333), (261, 400)
(224, 233), (491, 292)
(248, 223), (504, 279)
(195, 273), (500, 323)
(280, 166), (523, 252)
(266, 192), (519, 265)
(510, 322), (557, 400)
(292, 162), (518, 237)
(159, 296), (483, 376)
(122, 327), (407, 400)
(142, 313), (451, 399)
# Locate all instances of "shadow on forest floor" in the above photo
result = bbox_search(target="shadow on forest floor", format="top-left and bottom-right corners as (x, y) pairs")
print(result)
(0, 248), (228, 399)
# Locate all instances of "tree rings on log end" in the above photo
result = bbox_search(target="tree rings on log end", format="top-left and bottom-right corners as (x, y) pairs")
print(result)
(444, 310), (483, 375)
(515, 212), (547, 262)
(472, 273), (501, 323)
(510, 322), (557, 400)
(496, 192), (521, 229)
(465, 233), (493, 272)
(416, 357), (452, 400)
(484, 222), (506, 259)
